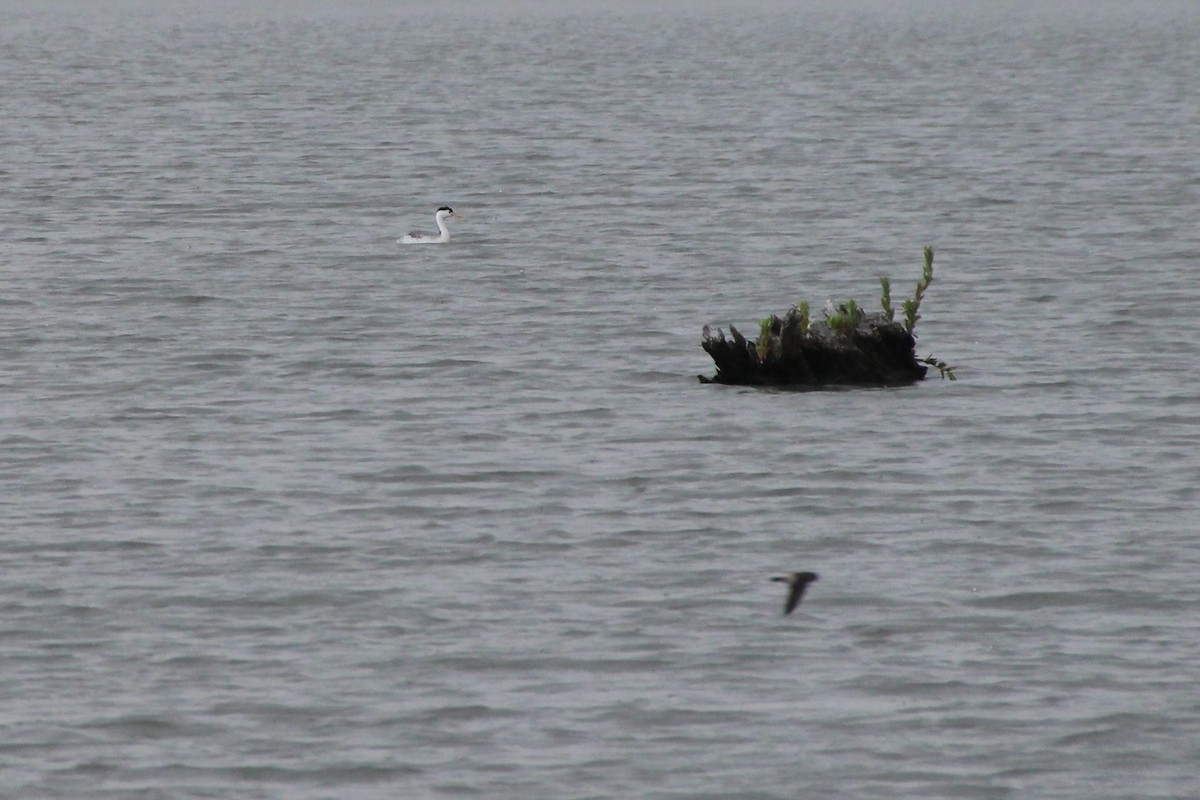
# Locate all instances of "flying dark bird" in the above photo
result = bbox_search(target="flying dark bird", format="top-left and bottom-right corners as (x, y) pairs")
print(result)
(771, 571), (819, 615)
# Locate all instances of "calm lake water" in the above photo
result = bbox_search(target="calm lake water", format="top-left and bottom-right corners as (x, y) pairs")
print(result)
(3, 1), (1199, 798)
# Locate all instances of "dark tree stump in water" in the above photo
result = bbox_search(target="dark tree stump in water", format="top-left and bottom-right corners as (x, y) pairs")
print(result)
(699, 309), (927, 388)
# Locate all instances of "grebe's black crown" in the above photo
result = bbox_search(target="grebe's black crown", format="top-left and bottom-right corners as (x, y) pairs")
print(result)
(437, 206), (454, 212)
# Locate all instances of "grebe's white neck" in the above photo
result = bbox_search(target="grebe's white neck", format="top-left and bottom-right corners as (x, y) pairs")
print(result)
(433, 210), (452, 242)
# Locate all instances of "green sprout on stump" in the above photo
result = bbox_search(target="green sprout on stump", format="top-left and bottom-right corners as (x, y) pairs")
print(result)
(825, 298), (863, 338)
(879, 276), (894, 321)
(902, 245), (935, 335)
(921, 354), (957, 381)
(756, 317), (773, 361)
(796, 301), (810, 336)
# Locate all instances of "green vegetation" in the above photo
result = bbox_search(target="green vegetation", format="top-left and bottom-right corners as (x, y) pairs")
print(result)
(824, 298), (863, 338)
(879, 275), (894, 321)
(818, 246), (939, 343)
(756, 316), (773, 361)
(699, 246), (958, 387)
(902, 245), (935, 335)
(796, 300), (810, 336)
(920, 354), (957, 381)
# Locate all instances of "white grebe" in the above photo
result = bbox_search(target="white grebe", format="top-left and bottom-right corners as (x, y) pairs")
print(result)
(400, 206), (462, 244)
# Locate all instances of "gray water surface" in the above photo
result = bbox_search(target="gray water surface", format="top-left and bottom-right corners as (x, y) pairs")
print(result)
(3, 1), (1199, 798)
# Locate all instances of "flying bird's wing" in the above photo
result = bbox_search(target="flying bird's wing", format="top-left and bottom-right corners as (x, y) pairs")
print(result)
(783, 580), (808, 614)
(774, 572), (817, 615)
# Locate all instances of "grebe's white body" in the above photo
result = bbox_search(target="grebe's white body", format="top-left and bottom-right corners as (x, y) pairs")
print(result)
(400, 207), (461, 244)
